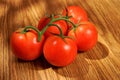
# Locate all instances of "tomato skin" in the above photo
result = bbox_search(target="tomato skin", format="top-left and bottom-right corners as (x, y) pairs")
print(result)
(68, 22), (98, 51)
(38, 17), (50, 30)
(43, 36), (77, 67)
(10, 30), (45, 61)
(62, 6), (88, 25)
(38, 17), (68, 38)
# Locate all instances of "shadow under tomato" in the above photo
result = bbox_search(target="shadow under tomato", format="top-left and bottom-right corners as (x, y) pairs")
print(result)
(32, 55), (53, 70)
(82, 41), (109, 60)
(52, 54), (89, 79)
(15, 54), (52, 70)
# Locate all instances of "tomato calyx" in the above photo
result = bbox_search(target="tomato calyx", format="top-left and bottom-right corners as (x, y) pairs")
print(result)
(63, 8), (87, 31)
(21, 26), (42, 42)
(72, 22), (90, 31)
(49, 23), (73, 41)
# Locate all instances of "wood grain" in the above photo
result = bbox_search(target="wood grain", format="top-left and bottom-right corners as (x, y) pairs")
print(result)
(0, 0), (120, 80)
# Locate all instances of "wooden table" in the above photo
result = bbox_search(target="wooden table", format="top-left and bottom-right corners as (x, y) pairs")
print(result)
(0, 0), (120, 80)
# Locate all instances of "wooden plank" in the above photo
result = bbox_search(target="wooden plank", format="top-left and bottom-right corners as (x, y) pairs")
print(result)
(0, 0), (120, 80)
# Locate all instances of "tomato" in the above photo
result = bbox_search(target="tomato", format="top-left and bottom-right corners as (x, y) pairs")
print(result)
(68, 22), (98, 51)
(10, 29), (45, 61)
(37, 17), (50, 30)
(62, 6), (88, 28)
(43, 36), (77, 67)
(38, 17), (68, 38)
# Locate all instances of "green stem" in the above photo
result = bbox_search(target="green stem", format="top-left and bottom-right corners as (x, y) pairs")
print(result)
(48, 24), (64, 38)
(65, 8), (69, 19)
(53, 18), (76, 28)
(21, 26), (41, 42)
(40, 19), (53, 36)
(40, 15), (77, 37)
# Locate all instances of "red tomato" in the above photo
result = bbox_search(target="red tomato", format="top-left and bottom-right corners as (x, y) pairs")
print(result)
(38, 17), (50, 30)
(38, 17), (68, 38)
(68, 22), (98, 51)
(62, 6), (88, 28)
(43, 36), (77, 67)
(10, 29), (45, 61)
